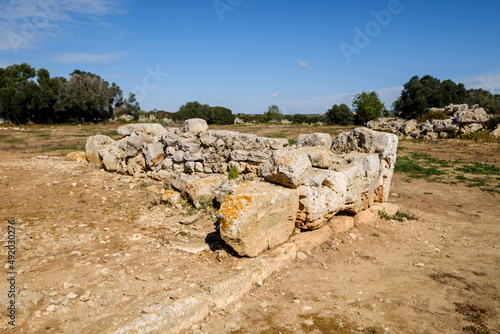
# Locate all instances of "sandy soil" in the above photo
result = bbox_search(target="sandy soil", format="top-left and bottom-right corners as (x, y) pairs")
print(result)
(0, 124), (499, 334)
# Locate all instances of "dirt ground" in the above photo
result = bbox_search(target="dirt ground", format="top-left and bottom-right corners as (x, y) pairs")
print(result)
(0, 123), (499, 334)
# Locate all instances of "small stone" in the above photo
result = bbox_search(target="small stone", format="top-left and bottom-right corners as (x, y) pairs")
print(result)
(414, 263), (425, 267)
(297, 252), (307, 260)
(67, 292), (78, 299)
(72, 182), (77, 187)
(259, 301), (268, 308)
(158, 274), (166, 280)
(48, 291), (57, 297)
(349, 233), (358, 240)
(46, 305), (56, 312)
(135, 276), (146, 281)
(303, 319), (314, 326)
(63, 282), (74, 289)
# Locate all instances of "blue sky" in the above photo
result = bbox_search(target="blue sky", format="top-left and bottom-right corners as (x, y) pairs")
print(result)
(1, 0), (499, 115)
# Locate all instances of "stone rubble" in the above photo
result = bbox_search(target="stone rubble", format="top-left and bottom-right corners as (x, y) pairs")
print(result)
(366, 104), (499, 139)
(85, 119), (399, 257)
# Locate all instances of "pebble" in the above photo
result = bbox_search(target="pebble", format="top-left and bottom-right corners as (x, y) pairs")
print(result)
(158, 274), (166, 280)
(72, 182), (77, 187)
(63, 282), (74, 289)
(297, 252), (307, 260)
(67, 292), (78, 299)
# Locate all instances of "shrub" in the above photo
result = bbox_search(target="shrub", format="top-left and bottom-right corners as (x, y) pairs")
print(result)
(228, 165), (240, 180)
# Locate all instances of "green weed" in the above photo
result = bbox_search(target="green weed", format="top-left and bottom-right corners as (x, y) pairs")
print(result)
(379, 210), (418, 222)
(228, 165), (240, 180)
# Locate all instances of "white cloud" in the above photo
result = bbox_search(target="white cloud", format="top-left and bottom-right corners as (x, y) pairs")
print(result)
(0, 0), (128, 51)
(453, 71), (500, 94)
(298, 60), (308, 67)
(271, 93), (281, 97)
(52, 52), (131, 63)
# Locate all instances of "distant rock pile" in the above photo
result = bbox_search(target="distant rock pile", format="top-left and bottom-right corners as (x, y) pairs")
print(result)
(366, 104), (499, 139)
(85, 119), (398, 257)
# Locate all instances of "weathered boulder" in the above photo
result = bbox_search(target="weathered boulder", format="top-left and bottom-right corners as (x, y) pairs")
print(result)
(432, 119), (459, 132)
(262, 148), (312, 188)
(460, 123), (483, 134)
(455, 109), (489, 124)
(85, 135), (113, 164)
(331, 153), (382, 213)
(332, 127), (398, 162)
(400, 119), (417, 135)
(329, 215), (354, 233)
(144, 139), (165, 169)
(127, 154), (146, 175)
(297, 147), (341, 169)
(183, 118), (208, 135)
(66, 151), (87, 163)
(218, 181), (299, 257)
(99, 141), (125, 172)
(165, 174), (223, 208)
(161, 190), (182, 205)
(490, 124), (500, 138)
(295, 169), (347, 230)
(296, 133), (332, 149)
(119, 133), (150, 157)
(117, 123), (167, 138)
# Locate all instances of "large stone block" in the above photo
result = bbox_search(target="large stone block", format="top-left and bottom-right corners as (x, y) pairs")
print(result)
(296, 133), (332, 149)
(85, 135), (113, 164)
(144, 139), (165, 169)
(99, 142), (125, 172)
(219, 181), (299, 257)
(183, 118), (208, 135)
(262, 148), (311, 188)
(117, 123), (167, 138)
(166, 174), (223, 208)
(295, 169), (347, 230)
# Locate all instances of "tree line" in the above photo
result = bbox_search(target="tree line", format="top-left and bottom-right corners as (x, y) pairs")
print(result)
(1, 63), (498, 125)
(0, 63), (139, 124)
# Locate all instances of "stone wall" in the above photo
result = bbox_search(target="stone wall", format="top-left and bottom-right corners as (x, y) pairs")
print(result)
(85, 119), (399, 257)
(366, 104), (499, 139)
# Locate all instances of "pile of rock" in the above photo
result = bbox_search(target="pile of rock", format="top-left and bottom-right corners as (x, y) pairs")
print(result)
(85, 119), (398, 257)
(366, 104), (499, 139)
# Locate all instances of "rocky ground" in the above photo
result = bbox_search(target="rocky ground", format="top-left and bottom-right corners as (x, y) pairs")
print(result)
(0, 124), (499, 333)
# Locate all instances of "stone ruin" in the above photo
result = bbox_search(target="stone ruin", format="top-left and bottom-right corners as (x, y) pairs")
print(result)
(366, 104), (500, 139)
(85, 119), (398, 257)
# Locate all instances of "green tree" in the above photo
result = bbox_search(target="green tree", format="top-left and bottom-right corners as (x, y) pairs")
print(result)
(0, 63), (39, 124)
(115, 92), (141, 117)
(393, 75), (469, 119)
(352, 91), (385, 124)
(263, 104), (284, 122)
(54, 70), (122, 122)
(212, 106), (235, 125)
(175, 101), (213, 123)
(326, 104), (354, 125)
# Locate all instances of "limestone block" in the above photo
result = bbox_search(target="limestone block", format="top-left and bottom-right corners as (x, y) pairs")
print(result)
(490, 124), (500, 138)
(143, 139), (165, 168)
(329, 215), (354, 233)
(127, 154), (146, 175)
(66, 151), (86, 163)
(295, 169), (347, 230)
(99, 142), (125, 172)
(161, 190), (182, 205)
(455, 110), (489, 124)
(262, 148), (311, 188)
(119, 133), (150, 157)
(183, 118), (208, 135)
(460, 123), (483, 134)
(432, 119), (459, 132)
(296, 133), (332, 149)
(166, 174), (223, 208)
(354, 209), (375, 225)
(85, 135), (113, 164)
(219, 181), (299, 257)
(118, 123), (167, 138)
